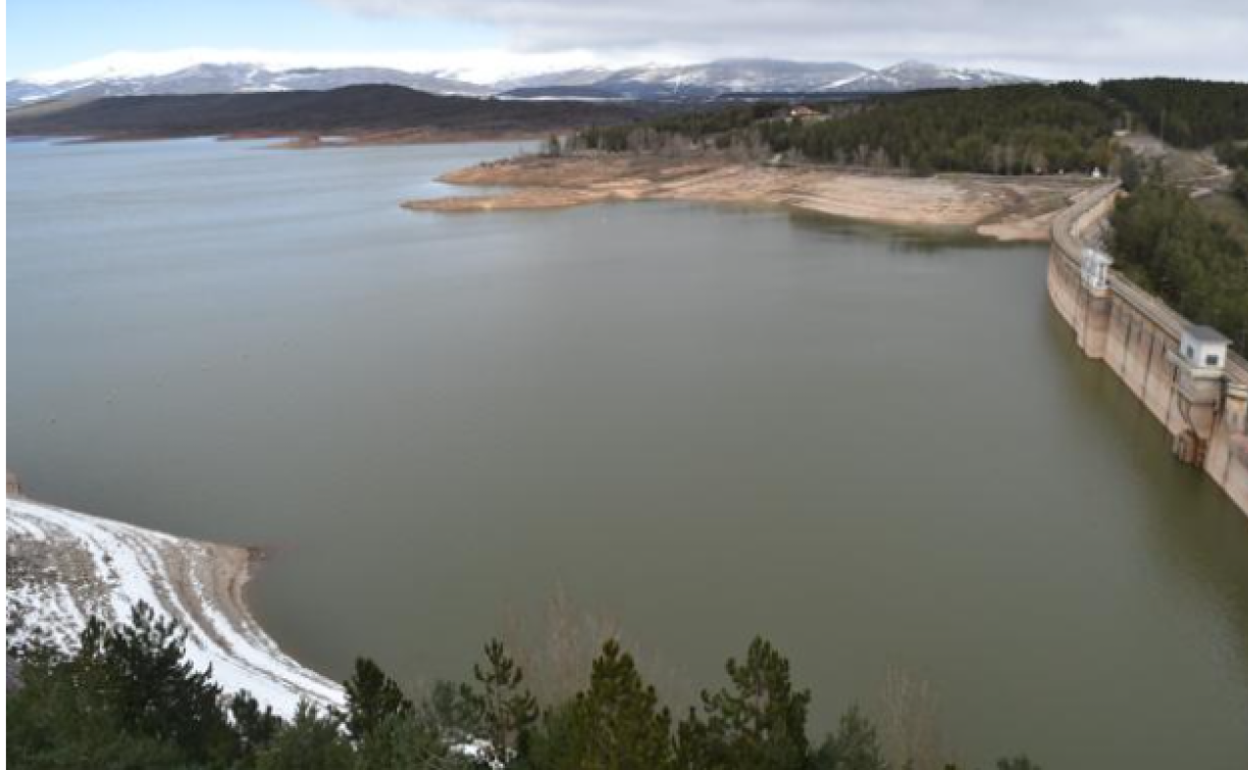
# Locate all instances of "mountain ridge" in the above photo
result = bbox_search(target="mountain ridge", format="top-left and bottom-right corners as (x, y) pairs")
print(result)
(8, 58), (1037, 106)
(4, 84), (678, 139)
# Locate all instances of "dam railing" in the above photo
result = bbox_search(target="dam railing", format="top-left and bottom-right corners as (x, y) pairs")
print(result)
(1050, 182), (1119, 262)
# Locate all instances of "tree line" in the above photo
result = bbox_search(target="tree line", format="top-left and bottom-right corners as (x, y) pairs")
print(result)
(573, 79), (1248, 178)
(8, 603), (1041, 770)
(766, 85), (1117, 175)
(574, 84), (1122, 175)
(1101, 79), (1248, 149)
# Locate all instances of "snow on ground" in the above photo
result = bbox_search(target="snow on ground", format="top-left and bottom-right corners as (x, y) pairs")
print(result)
(6, 495), (343, 717)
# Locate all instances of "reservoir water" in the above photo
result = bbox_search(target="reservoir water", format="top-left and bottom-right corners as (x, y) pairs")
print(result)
(8, 138), (1248, 769)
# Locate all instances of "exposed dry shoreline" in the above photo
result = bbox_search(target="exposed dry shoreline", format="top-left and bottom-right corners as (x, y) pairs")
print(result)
(5, 479), (343, 715)
(405, 155), (1100, 241)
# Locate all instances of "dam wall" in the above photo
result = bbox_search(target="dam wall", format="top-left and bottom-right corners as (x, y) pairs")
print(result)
(1047, 184), (1248, 515)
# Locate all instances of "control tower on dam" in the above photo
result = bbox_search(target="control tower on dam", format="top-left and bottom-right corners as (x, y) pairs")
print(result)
(1047, 183), (1248, 514)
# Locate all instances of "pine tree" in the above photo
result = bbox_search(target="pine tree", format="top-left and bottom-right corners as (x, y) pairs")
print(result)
(8, 631), (187, 770)
(98, 603), (237, 762)
(680, 637), (812, 770)
(343, 656), (414, 744)
(257, 702), (355, 770)
(419, 678), (485, 741)
(356, 711), (472, 770)
(9, 604), (242, 767)
(676, 705), (718, 770)
(555, 638), (674, 770)
(470, 638), (539, 766)
(231, 690), (284, 765)
(812, 706), (886, 770)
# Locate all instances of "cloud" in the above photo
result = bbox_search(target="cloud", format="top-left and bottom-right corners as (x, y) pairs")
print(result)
(316, 0), (1248, 79)
(22, 47), (612, 86)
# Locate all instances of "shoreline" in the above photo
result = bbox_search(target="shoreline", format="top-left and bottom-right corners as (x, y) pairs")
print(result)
(5, 483), (343, 716)
(403, 154), (1101, 242)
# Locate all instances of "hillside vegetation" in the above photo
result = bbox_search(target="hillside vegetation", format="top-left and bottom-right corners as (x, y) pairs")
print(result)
(766, 84), (1117, 174)
(1110, 183), (1248, 349)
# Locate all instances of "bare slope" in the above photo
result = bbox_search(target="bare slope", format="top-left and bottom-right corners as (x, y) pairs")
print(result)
(6, 490), (344, 716)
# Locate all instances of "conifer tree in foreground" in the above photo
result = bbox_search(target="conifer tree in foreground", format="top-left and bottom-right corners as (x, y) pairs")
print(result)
(679, 636), (812, 770)
(471, 638), (540, 766)
(355, 711), (469, 770)
(257, 701), (354, 770)
(8, 602), (239, 768)
(230, 690), (284, 765)
(96, 603), (238, 759)
(9, 608), (1048, 770)
(812, 705), (886, 770)
(343, 656), (414, 744)
(548, 638), (675, 770)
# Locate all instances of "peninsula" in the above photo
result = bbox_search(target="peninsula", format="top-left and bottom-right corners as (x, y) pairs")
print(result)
(404, 154), (1096, 241)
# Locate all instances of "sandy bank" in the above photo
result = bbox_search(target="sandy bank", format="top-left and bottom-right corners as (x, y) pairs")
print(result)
(6, 487), (343, 716)
(405, 155), (1097, 241)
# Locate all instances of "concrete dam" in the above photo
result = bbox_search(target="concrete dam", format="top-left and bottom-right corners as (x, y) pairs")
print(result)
(1047, 183), (1248, 514)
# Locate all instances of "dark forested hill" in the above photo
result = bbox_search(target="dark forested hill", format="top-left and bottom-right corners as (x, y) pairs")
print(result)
(1101, 78), (1248, 148)
(771, 83), (1118, 174)
(5, 85), (675, 139)
(575, 79), (1248, 175)
(577, 83), (1122, 175)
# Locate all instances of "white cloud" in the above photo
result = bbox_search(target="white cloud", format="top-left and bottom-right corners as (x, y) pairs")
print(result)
(315, 0), (1248, 80)
(21, 2), (1248, 84)
(23, 47), (640, 86)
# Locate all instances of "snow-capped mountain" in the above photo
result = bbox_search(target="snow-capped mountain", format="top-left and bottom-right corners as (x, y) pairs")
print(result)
(604, 60), (872, 91)
(494, 67), (617, 91)
(497, 59), (1035, 100)
(5, 63), (490, 105)
(843, 60), (1033, 92)
(7, 58), (1036, 106)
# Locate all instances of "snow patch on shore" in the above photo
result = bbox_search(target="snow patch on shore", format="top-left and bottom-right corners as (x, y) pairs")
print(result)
(6, 496), (344, 717)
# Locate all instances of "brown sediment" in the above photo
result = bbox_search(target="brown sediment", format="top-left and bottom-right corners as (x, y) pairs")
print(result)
(404, 155), (1099, 241)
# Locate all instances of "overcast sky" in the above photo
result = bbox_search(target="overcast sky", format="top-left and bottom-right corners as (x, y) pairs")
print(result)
(7, 0), (1247, 81)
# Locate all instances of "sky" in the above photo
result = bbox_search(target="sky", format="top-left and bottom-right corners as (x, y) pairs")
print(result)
(6, 0), (1247, 83)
